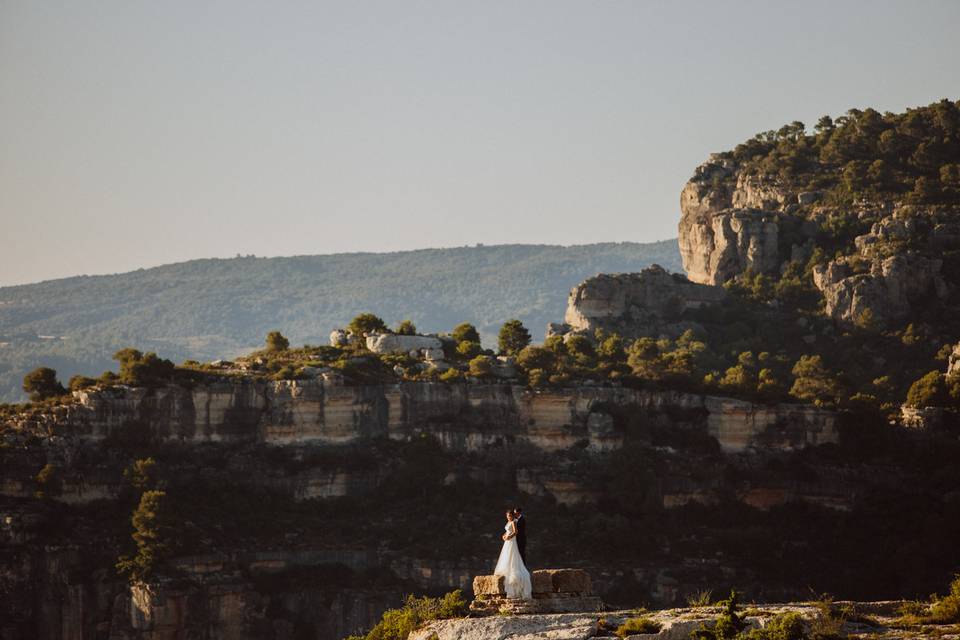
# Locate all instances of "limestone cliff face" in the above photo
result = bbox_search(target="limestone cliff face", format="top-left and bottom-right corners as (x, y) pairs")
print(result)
(560, 265), (727, 339)
(678, 157), (801, 286)
(811, 213), (953, 324)
(5, 379), (836, 456)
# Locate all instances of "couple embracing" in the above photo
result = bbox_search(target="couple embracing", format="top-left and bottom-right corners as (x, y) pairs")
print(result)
(493, 507), (532, 599)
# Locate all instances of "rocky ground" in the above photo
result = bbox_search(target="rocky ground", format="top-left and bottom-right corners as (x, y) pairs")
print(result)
(412, 602), (960, 640)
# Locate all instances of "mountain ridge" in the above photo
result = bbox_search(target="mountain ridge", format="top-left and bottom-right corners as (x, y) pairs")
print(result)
(0, 240), (681, 402)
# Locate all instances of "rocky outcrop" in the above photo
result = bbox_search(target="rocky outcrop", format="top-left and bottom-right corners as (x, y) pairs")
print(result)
(558, 265), (726, 340)
(678, 157), (808, 286)
(811, 213), (952, 325)
(364, 333), (445, 361)
(412, 601), (914, 640)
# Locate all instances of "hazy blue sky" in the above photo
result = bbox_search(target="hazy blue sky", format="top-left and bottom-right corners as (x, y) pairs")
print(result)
(2, 1), (958, 286)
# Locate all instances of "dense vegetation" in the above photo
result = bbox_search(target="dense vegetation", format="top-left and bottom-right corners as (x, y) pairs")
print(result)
(0, 241), (680, 403)
(726, 98), (960, 205)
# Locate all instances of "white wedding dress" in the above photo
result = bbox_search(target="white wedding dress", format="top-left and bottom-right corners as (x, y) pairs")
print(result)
(494, 521), (532, 599)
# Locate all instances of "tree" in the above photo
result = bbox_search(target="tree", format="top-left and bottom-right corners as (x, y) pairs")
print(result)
(516, 346), (555, 372)
(113, 349), (175, 386)
(455, 340), (481, 359)
(395, 320), (417, 336)
(789, 355), (839, 405)
(451, 322), (480, 345)
(498, 319), (531, 356)
(468, 355), (493, 378)
(265, 330), (290, 352)
(22, 367), (66, 401)
(116, 490), (174, 581)
(68, 375), (97, 392)
(348, 313), (389, 336)
(905, 371), (949, 408)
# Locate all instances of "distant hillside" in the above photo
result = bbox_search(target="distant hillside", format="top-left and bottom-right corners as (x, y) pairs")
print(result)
(0, 241), (680, 402)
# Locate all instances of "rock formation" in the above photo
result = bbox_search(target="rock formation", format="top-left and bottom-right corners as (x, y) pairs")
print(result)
(470, 569), (601, 615)
(553, 265), (726, 340)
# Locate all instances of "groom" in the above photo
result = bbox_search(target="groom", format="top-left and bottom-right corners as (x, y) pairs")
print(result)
(514, 507), (527, 564)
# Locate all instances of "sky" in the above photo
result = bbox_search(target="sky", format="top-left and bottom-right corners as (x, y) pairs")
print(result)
(1, 1), (959, 287)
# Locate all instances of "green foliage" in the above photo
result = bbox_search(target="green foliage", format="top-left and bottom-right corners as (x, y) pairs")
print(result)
(395, 320), (417, 336)
(498, 319), (531, 356)
(467, 355), (493, 378)
(616, 616), (662, 637)
(690, 591), (748, 640)
(355, 590), (467, 640)
(516, 346), (555, 372)
(22, 367), (66, 401)
(927, 575), (960, 624)
(741, 612), (806, 640)
(67, 375), (97, 392)
(789, 356), (839, 406)
(451, 322), (480, 345)
(687, 590), (714, 607)
(348, 313), (389, 336)
(116, 490), (175, 582)
(905, 370), (949, 408)
(124, 457), (157, 491)
(113, 349), (175, 387)
(265, 330), (290, 352)
(455, 340), (481, 359)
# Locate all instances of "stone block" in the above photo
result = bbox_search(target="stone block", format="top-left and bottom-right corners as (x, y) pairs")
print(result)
(531, 569), (592, 594)
(532, 571), (554, 594)
(472, 574), (505, 596)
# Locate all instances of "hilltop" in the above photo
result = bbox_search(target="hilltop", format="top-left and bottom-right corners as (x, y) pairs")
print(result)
(0, 241), (679, 402)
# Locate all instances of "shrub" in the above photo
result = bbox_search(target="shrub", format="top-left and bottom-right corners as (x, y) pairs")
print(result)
(498, 319), (531, 356)
(616, 616), (662, 637)
(359, 590), (467, 640)
(789, 356), (839, 406)
(527, 368), (549, 387)
(439, 368), (462, 382)
(456, 340), (481, 359)
(348, 313), (389, 336)
(396, 320), (417, 336)
(468, 355), (493, 378)
(35, 463), (60, 498)
(68, 375), (97, 392)
(124, 457), (157, 491)
(741, 612), (806, 640)
(690, 591), (748, 640)
(905, 370), (949, 408)
(265, 331), (290, 352)
(928, 575), (960, 624)
(113, 349), (175, 386)
(687, 590), (713, 607)
(22, 367), (66, 401)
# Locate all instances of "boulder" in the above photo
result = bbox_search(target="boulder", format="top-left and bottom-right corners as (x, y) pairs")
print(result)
(473, 574), (505, 596)
(365, 334), (444, 355)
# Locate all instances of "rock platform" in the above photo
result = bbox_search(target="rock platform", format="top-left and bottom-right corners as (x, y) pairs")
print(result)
(469, 568), (603, 616)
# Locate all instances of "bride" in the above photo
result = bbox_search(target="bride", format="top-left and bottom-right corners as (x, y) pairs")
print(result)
(494, 509), (532, 599)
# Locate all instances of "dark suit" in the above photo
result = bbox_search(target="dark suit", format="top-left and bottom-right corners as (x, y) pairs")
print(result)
(515, 515), (527, 564)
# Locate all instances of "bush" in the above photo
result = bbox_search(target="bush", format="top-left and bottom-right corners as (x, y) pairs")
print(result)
(357, 590), (467, 640)
(616, 617), (662, 637)
(691, 591), (748, 640)
(348, 313), (389, 337)
(396, 320), (417, 336)
(516, 346), (555, 372)
(68, 375), (97, 392)
(456, 340), (481, 359)
(741, 612), (806, 640)
(439, 368), (462, 382)
(905, 370), (949, 408)
(113, 349), (175, 386)
(22, 367), (66, 401)
(468, 355), (493, 378)
(928, 575), (960, 624)
(265, 331), (290, 352)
